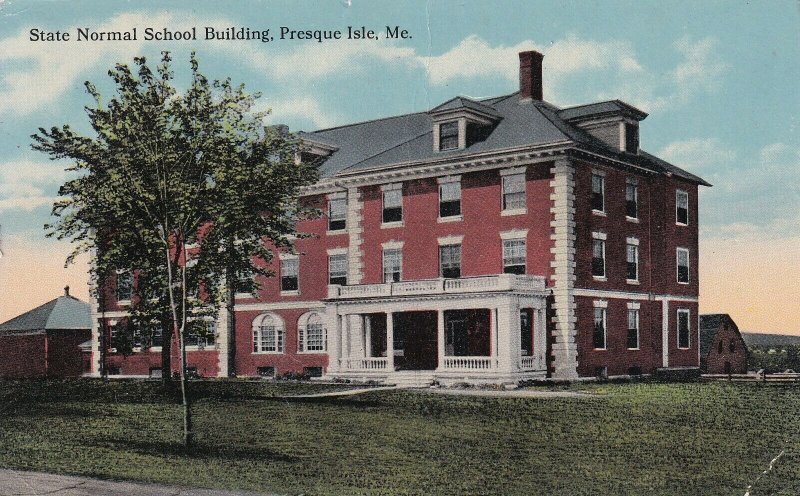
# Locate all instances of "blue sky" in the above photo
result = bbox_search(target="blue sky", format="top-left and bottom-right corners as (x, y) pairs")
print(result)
(0, 0), (798, 330)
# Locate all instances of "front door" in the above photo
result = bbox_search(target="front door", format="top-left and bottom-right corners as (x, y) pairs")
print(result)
(394, 311), (438, 370)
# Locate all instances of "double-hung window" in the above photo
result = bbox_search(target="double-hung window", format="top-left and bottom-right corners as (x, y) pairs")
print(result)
(593, 306), (607, 349)
(116, 271), (133, 302)
(627, 308), (640, 349)
(439, 121), (459, 151)
(187, 320), (216, 348)
(626, 239), (639, 282)
(676, 190), (689, 225)
(502, 239), (526, 275)
(328, 197), (347, 231)
(677, 309), (691, 349)
(439, 244), (462, 279)
(383, 248), (402, 283)
(280, 257), (299, 292)
(677, 247), (690, 284)
(591, 173), (605, 213)
(439, 179), (461, 219)
(626, 181), (638, 219)
(592, 233), (606, 278)
(328, 254), (348, 286)
(501, 173), (526, 212)
(382, 185), (403, 224)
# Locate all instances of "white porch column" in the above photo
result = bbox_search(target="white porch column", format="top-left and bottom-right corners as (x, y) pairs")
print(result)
(349, 314), (365, 358)
(535, 308), (547, 370)
(436, 310), (445, 371)
(490, 307), (498, 366)
(326, 306), (340, 373)
(386, 313), (394, 371)
(364, 315), (372, 358)
(496, 300), (516, 374)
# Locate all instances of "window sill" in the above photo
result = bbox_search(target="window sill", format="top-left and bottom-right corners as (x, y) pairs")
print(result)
(380, 221), (404, 229)
(326, 229), (348, 236)
(252, 351), (285, 355)
(501, 208), (527, 217)
(235, 293), (255, 299)
(677, 281), (690, 285)
(627, 347), (640, 351)
(297, 350), (327, 355)
(677, 347), (691, 350)
(626, 279), (640, 285)
(117, 300), (131, 307)
(676, 222), (688, 227)
(626, 216), (639, 223)
(592, 210), (607, 217)
(593, 348), (607, 351)
(592, 276), (607, 282)
(186, 345), (217, 352)
(437, 215), (463, 223)
(280, 290), (300, 296)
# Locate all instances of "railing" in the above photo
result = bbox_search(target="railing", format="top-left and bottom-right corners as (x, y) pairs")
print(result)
(341, 357), (388, 370)
(442, 356), (494, 370)
(328, 274), (547, 299)
(519, 356), (538, 370)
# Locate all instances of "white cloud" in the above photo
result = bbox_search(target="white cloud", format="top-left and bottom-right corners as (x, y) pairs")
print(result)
(259, 97), (340, 130)
(0, 159), (71, 213)
(0, 12), (175, 115)
(658, 138), (736, 171)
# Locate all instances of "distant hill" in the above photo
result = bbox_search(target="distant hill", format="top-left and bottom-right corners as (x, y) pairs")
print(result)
(741, 333), (800, 348)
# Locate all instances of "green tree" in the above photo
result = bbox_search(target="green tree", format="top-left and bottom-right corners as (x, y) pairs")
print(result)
(34, 52), (318, 448)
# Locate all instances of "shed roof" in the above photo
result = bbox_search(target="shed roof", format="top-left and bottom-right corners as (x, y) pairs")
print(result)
(0, 291), (91, 333)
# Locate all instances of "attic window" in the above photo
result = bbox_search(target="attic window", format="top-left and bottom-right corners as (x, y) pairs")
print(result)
(625, 123), (639, 154)
(439, 121), (459, 151)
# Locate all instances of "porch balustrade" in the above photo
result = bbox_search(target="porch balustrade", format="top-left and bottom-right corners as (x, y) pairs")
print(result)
(328, 274), (547, 299)
(341, 357), (388, 370)
(442, 356), (495, 370)
(519, 356), (537, 370)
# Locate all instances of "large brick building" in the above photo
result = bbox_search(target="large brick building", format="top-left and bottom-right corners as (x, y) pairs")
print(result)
(93, 50), (709, 383)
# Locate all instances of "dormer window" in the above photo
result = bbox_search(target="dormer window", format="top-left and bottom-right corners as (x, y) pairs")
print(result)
(625, 123), (639, 154)
(439, 121), (459, 151)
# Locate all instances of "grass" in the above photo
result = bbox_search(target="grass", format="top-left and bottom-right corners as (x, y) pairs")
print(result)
(0, 379), (798, 495)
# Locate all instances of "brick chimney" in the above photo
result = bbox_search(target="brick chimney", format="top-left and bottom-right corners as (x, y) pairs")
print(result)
(519, 51), (544, 101)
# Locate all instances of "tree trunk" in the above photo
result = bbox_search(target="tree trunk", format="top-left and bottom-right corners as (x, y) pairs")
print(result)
(98, 278), (108, 380)
(161, 313), (173, 385)
(225, 261), (237, 377)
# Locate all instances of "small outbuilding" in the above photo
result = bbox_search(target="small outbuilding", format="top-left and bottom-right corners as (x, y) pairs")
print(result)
(0, 287), (91, 378)
(699, 314), (748, 374)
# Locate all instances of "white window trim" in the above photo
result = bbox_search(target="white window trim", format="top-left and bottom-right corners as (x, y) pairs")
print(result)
(381, 240), (405, 250)
(326, 194), (348, 234)
(381, 184), (403, 228)
(327, 247), (349, 256)
(626, 238), (640, 284)
(438, 235), (464, 246)
(591, 171), (606, 215)
(627, 308), (640, 350)
(501, 171), (527, 215)
(279, 254), (300, 297)
(297, 311), (327, 354)
(676, 189), (689, 226)
(592, 237), (607, 282)
(626, 179), (639, 222)
(593, 305), (608, 350)
(252, 312), (286, 354)
(592, 231), (607, 241)
(380, 182), (402, 191)
(676, 247), (690, 284)
(380, 221), (404, 229)
(115, 269), (132, 306)
(500, 229), (529, 240)
(677, 308), (691, 349)
(438, 177), (462, 222)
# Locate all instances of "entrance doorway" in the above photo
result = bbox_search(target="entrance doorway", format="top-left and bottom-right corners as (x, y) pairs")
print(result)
(393, 311), (438, 370)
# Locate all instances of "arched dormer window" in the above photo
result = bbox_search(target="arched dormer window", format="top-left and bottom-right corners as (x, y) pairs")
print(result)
(252, 313), (285, 353)
(298, 312), (327, 353)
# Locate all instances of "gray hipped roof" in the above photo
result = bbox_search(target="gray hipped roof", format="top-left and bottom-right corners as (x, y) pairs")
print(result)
(304, 92), (711, 187)
(0, 292), (91, 333)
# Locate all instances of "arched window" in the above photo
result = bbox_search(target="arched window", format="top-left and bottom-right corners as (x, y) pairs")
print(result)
(298, 312), (327, 353)
(252, 313), (285, 353)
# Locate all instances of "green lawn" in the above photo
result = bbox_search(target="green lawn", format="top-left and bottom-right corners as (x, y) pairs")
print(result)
(0, 379), (798, 495)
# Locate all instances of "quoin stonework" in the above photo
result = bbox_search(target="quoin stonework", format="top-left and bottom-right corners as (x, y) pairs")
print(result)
(91, 50), (710, 385)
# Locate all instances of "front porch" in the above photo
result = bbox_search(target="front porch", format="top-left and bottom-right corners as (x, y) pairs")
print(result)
(324, 274), (549, 385)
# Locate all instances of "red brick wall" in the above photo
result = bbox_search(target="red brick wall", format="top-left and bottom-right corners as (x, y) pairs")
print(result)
(703, 324), (748, 374)
(235, 308), (328, 377)
(46, 329), (91, 377)
(0, 334), (47, 378)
